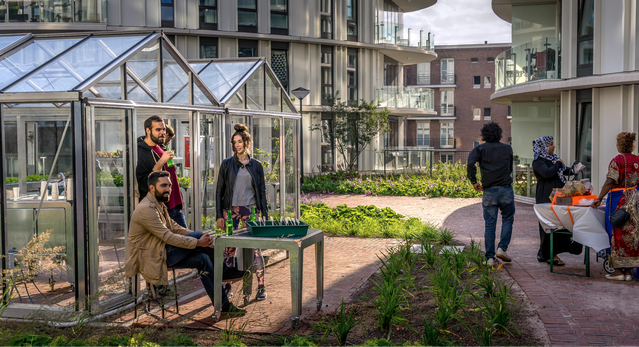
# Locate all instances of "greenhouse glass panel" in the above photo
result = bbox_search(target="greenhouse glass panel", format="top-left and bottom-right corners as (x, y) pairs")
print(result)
(225, 86), (245, 109)
(246, 66), (264, 110)
(126, 40), (160, 99)
(7, 36), (146, 92)
(92, 68), (122, 99)
(284, 118), (298, 218)
(0, 38), (82, 91)
(162, 47), (189, 102)
(0, 34), (27, 51)
(197, 61), (256, 100)
(189, 62), (209, 73)
(282, 90), (293, 113)
(193, 83), (210, 105)
(265, 71), (281, 112)
(127, 74), (155, 102)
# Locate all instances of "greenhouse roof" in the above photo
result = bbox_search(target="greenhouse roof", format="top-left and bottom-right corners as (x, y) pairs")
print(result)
(0, 32), (297, 114)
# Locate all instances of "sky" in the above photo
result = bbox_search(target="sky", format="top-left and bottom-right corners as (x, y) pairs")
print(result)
(402, 0), (512, 46)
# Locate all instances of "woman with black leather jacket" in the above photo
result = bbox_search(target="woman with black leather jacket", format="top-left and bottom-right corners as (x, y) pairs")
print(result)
(215, 123), (269, 301)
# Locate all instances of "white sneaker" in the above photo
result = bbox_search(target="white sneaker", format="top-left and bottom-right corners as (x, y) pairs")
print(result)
(487, 258), (495, 267)
(496, 247), (511, 262)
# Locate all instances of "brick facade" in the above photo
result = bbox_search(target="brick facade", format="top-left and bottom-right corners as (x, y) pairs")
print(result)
(404, 44), (511, 152)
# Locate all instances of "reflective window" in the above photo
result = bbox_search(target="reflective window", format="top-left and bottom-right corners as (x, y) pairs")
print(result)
(321, 45), (333, 105)
(252, 117), (282, 214)
(320, 0), (332, 39)
(200, 37), (218, 58)
(347, 48), (358, 104)
(238, 0), (257, 32)
(270, 0), (288, 35)
(416, 122), (430, 146)
(199, 0), (217, 30)
(161, 0), (174, 27)
(577, 0), (594, 76)
(346, 0), (357, 41)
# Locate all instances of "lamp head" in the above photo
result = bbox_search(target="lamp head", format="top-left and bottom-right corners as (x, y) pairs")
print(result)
(291, 87), (310, 100)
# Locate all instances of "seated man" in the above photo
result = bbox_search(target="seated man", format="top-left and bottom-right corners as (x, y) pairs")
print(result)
(125, 171), (246, 315)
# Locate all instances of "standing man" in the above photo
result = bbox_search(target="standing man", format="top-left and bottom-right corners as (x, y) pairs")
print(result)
(137, 116), (187, 228)
(466, 122), (515, 266)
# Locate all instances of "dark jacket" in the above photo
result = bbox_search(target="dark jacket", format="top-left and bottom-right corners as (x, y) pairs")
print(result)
(533, 157), (573, 204)
(467, 142), (513, 189)
(136, 136), (160, 202)
(216, 155), (268, 220)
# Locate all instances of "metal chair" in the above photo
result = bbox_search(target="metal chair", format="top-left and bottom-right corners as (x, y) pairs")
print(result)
(137, 268), (180, 320)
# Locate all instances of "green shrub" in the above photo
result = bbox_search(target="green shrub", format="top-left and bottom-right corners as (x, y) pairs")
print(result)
(6, 177), (18, 184)
(301, 162), (481, 198)
(282, 335), (317, 347)
(5, 334), (52, 346)
(178, 176), (191, 188)
(161, 334), (197, 346)
(301, 203), (444, 240)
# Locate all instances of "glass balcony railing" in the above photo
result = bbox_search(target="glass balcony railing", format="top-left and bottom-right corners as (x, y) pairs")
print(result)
(495, 37), (560, 91)
(375, 21), (434, 50)
(0, 0), (107, 24)
(375, 86), (434, 109)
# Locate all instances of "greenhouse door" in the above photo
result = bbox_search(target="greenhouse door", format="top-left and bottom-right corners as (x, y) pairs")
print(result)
(85, 106), (136, 310)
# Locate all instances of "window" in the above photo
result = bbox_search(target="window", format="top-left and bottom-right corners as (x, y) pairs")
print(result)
(416, 62), (430, 84)
(440, 154), (453, 163)
(473, 141), (480, 148)
(271, 0), (288, 35)
(320, 0), (333, 39)
(161, 0), (174, 27)
(440, 122), (454, 147)
(321, 46), (333, 105)
(487, 57), (495, 63)
(384, 55), (399, 86)
(347, 48), (358, 104)
(200, 37), (218, 58)
(321, 113), (335, 169)
(484, 108), (491, 120)
(473, 76), (481, 88)
(441, 58), (454, 84)
(416, 122), (430, 146)
(385, 118), (398, 148)
(271, 42), (289, 92)
(238, 39), (258, 58)
(199, 0), (217, 30)
(507, 106), (512, 118)
(440, 90), (454, 115)
(484, 76), (492, 88)
(473, 107), (481, 121)
(346, 0), (358, 41)
(471, 57), (478, 63)
(577, 0), (594, 77)
(165, 35), (176, 45)
(238, 0), (258, 33)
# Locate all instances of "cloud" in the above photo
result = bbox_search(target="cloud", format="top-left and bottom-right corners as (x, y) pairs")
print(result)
(402, 0), (512, 45)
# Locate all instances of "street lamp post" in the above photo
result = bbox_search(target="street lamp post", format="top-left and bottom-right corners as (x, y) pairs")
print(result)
(291, 87), (310, 184)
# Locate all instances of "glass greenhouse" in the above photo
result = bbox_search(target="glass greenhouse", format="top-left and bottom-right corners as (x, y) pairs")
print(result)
(0, 32), (300, 319)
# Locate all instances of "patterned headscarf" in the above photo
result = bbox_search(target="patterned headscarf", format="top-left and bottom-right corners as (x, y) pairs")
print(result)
(532, 136), (568, 183)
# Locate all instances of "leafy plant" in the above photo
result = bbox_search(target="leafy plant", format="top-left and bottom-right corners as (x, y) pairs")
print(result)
(177, 175), (191, 188)
(420, 238), (438, 268)
(6, 177), (18, 184)
(282, 335), (318, 347)
(422, 318), (447, 346)
(321, 298), (363, 346)
(438, 228), (455, 245)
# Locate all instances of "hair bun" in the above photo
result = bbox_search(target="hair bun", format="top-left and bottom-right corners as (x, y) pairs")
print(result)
(234, 123), (248, 132)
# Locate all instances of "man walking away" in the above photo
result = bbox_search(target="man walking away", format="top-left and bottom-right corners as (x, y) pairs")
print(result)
(466, 122), (515, 266)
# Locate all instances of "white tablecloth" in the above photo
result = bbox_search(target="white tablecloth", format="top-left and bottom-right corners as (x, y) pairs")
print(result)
(533, 203), (611, 251)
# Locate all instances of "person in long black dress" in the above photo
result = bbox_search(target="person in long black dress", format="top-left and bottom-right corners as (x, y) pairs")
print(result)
(532, 136), (583, 265)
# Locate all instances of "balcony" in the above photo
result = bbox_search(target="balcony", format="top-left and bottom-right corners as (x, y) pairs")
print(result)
(434, 105), (456, 117)
(0, 0), (107, 24)
(495, 37), (560, 91)
(375, 86), (434, 110)
(405, 73), (456, 86)
(375, 21), (434, 50)
(405, 137), (456, 149)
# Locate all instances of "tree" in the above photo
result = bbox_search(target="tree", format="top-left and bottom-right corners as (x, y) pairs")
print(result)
(310, 92), (390, 172)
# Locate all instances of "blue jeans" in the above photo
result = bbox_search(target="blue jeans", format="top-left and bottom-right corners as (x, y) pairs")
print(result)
(165, 231), (229, 308)
(168, 206), (187, 228)
(482, 186), (516, 259)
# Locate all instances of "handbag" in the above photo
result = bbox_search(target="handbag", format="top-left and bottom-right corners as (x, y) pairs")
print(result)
(610, 154), (632, 227)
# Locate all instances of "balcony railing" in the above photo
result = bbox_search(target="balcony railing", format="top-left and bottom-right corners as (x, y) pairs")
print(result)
(375, 86), (434, 109)
(375, 21), (434, 50)
(434, 106), (456, 117)
(0, 0), (107, 23)
(495, 37), (560, 91)
(405, 73), (456, 86)
(405, 137), (456, 149)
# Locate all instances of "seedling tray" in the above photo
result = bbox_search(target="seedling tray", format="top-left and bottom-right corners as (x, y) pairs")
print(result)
(246, 221), (310, 238)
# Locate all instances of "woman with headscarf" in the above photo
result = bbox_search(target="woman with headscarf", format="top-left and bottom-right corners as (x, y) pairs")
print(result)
(591, 132), (639, 281)
(532, 136), (582, 265)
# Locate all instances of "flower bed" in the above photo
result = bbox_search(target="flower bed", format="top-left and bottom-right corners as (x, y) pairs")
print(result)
(302, 162), (481, 198)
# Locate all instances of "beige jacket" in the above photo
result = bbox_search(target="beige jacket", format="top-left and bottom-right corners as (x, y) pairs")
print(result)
(125, 193), (197, 285)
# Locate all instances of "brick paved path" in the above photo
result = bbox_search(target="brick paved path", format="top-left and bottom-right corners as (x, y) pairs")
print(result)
(124, 236), (400, 335)
(322, 195), (639, 346)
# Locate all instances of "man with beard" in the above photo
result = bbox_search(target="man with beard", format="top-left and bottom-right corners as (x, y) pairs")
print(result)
(136, 116), (187, 227)
(125, 171), (248, 316)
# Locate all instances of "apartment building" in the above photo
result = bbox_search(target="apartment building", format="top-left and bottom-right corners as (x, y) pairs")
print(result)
(491, 0), (639, 196)
(0, 0), (438, 172)
(404, 43), (511, 160)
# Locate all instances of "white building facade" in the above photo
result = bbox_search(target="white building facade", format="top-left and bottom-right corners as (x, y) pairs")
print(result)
(0, 0), (437, 173)
(492, 0), (639, 197)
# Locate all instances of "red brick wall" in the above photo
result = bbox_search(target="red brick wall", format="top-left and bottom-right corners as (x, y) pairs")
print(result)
(405, 45), (512, 152)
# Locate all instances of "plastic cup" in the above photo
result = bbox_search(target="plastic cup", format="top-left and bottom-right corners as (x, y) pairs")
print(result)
(40, 181), (48, 200)
(51, 183), (59, 200)
(13, 187), (19, 201)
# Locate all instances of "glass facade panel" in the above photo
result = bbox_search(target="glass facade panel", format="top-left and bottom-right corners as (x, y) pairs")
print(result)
(282, 90), (293, 113)
(0, 38), (81, 91)
(7, 36), (146, 93)
(252, 117), (281, 215)
(246, 66), (264, 110)
(284, 118), (298, 218)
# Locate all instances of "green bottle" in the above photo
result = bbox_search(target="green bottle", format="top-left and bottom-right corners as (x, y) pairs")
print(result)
(165, 146), (175, 168)
(226, 211), (233, 236)
(250, 206), (257, 222)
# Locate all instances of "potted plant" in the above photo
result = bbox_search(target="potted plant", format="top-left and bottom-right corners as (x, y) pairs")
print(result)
(513, 155), (520, 165)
